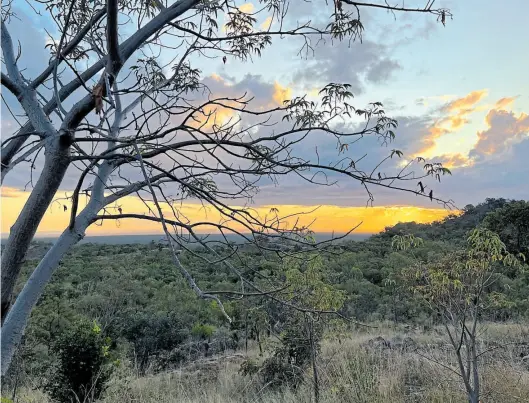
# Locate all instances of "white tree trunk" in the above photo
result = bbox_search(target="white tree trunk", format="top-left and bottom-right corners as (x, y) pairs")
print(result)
(1, 227), (82, 375)
(1, 139), (71, 321)
(1, 157), (114, 375)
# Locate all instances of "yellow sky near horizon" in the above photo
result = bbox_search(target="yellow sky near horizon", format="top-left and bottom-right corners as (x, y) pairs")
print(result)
(1, 187), (457, 237)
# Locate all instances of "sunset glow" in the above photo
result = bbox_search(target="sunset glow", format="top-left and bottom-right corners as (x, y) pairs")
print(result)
(1, 187), (456, 237)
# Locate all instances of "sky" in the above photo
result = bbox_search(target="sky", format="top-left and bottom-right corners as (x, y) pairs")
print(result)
(1, 0), (528, 237)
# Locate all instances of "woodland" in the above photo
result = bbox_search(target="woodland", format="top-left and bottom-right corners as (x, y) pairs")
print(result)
(2, 198), (528, 402)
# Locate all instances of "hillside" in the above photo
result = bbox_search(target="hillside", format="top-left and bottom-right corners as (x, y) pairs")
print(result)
(3, 198), (528, 402)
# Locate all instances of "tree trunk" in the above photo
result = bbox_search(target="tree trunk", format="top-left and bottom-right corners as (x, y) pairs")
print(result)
(468, 391), (479, 403)
(1, 156), (113, 375)
(1, 227), (82, 375)
(244, 311), (248, 353)
(308, 317), (319, 403)
(255, 327), (263, 356)
(1, 137), (70, 322)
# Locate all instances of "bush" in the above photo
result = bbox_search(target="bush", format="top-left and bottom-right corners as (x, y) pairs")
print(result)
(123, 313), (189, 374)
(45, 320), (115, 403)
(240, 315), (319, 390)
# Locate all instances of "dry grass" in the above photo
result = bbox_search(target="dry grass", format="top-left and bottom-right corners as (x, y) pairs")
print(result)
(8, 323), (529, 403)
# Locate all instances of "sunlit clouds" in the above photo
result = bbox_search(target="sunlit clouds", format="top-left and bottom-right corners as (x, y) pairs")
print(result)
(414, 89), (489, 160)
(260, 16), (273, 30)
(473, 110), (529, 156)
(442, 90), (488, 114)
(272, 81), (292, 105)
(238, 3), (254, 14)
(494, 96), (518, 110)
(412, 90), (527, 170)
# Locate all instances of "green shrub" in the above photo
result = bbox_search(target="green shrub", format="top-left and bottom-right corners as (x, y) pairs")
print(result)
(240, 315), (318, 390)
(45, 320), (115, 403)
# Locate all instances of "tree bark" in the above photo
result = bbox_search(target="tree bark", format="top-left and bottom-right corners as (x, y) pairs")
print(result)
(1, 154), (114, 374)
(1, 136), (71, 322)
(1, 226), (81, 375)
(308, 316), (320, 403)
(1, 0), (199, 175)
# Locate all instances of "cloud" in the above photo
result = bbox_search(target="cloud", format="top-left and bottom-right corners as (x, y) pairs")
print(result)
(260, 16), (273, 30)
(291, 39), (401, 95)
(411, 90), (490, 158)
(439, 135), (529, 206)
(415, 94), (457, 108)
(203, 73), (290, 107)
(2, 8), (53, 81)
(379, 93), (529, 207)
(238, 3), (254, 14)
(366, 59), (402, 83)
(272, 82), (292, 105)
(0, 187), (25, 198)
(495, 96), (518, 110)
(221, 3), (255, 33)
(442, 90), (488, 113)
(397, 91), (529, 169)
(430, 153), (472, 169)
(471, 110), (529, 158)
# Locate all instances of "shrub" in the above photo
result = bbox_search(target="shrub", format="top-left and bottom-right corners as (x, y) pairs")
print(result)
(45, 320), (115, 403)
(240, 315), (319, 390)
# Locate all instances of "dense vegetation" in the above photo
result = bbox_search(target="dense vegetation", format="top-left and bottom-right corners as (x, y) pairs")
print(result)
(3, 198), (528, 401)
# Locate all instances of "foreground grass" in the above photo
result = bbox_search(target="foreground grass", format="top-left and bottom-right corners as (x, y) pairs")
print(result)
(10, 323), (529, 403)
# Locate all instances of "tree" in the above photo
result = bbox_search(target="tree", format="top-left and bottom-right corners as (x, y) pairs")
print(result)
(1, 0), (453, 374)
(283, 254), (346, 403)
(483, 200), (529, 257)
(45, 320), (115, 403)
(240, 253), (346, 400)
(394, 229), (525, 403)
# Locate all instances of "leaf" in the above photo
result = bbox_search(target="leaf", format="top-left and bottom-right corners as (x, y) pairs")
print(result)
(390, 149), (403, 158)
(92, 84), (104, 115)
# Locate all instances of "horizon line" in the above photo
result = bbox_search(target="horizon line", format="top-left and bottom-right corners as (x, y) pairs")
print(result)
(2, 231), (376, 239)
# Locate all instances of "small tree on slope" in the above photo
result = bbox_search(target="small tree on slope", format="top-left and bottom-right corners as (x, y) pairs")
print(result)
(394, 229), (525, 403)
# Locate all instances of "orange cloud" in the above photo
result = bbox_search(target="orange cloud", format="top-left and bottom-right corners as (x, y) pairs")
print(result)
(1, 187), (456, 236)
(494, 96), (517, 110)
(272, 81), (292, 106)
(186, 76), (239, 129)
(0, 187), (26, 198)
(443, 89), (488, 113)
(413, 122), (450, 156)
(415, 90), (490, 158)
(210, 72), (223, 82)
(222, 3), (255, 33)
(473, 110), (529, 156)
(447, 115), (468, 130)
(238, 3), (254, 13)
(187, 102), (239, 130)
(260, 16), (273, 30)
(434, 153), (472, 169)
